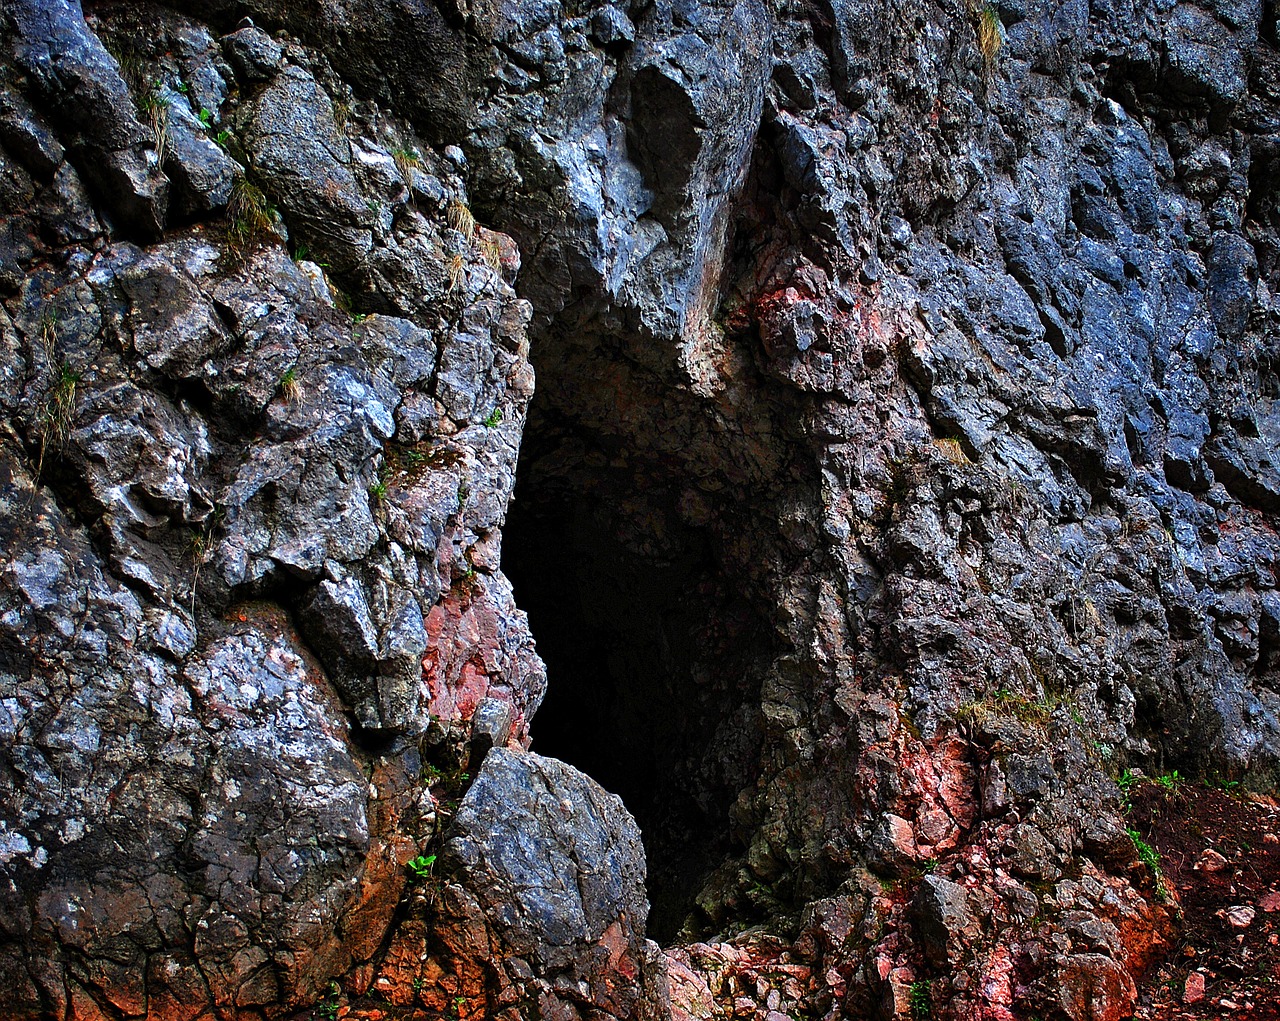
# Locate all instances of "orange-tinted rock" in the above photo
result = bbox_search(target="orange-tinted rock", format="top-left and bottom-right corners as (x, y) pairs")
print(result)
(1055, 954), (1137, 1021)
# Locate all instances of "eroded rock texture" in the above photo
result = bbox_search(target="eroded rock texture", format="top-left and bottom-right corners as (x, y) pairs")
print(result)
(3, 0), (1280, 1018)
(0, 3), (570, 1018)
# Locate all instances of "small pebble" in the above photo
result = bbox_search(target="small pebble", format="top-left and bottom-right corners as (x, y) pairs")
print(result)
(1195, 848), (1228, 872)
(1223, 905), (1256, 928)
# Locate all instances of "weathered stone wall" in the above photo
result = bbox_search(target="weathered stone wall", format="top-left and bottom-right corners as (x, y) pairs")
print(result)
(2, 0), (1280, 1018)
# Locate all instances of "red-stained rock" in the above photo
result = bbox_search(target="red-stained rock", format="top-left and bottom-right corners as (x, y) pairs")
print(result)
(1055, 954), (1137, 1021)
(1194, 848), (1229, 872)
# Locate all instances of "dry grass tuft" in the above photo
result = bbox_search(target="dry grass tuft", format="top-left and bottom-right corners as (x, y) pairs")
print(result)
(279, 366), (302, 404)
(446, 254), (467, 292)
(35, 360), (80, 480)
(479, 233), (503, 272)
(392, 146), (422, 184)
(976, 3), (1002, 65)
(932, 437), (970, 465)
(446, 199), (476, 240)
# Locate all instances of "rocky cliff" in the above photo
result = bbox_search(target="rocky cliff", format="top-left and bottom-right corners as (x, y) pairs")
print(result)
(2, 0), (1279, 1018)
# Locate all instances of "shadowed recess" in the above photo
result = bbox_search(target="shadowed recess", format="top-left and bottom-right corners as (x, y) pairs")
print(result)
(502, 408), (769, 944)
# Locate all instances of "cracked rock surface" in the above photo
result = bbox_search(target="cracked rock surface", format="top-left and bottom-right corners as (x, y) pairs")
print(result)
(3, 0), (1280, 1019)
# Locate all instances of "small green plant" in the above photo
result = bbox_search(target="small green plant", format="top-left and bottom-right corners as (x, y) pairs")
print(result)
(135, 81), (167, 115)
(391, 145), (422, 183)
(35, 360), (80, 479)
(175, 80), (190, 95)
(227, 177), (273, 250)
(909, 979), (932, 1020)
(278, 366), (301, 404)
(370, 477), (388, 500)
(213, 128), (232, 149)
(315, 980), (341, 1020)
(1153, 770), (1183, 792)
(483, 407), (503, 428)
(1127, 827), (1162, 879)
(406, 853), (437, 880)
(197, 107), (213, 128)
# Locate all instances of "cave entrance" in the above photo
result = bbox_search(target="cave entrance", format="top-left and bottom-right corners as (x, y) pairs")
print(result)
(501, 410), (768, 944)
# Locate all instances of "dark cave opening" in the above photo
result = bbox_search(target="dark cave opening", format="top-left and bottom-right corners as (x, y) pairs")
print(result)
(501, 411), (769, 944)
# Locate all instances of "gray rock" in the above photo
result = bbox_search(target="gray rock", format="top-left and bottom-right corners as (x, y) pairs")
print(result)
(444, 748), (651, 1017)
(0, 86), (64, 179)
(221, 24), (284, 82)
(590, 6), (636, 47)
(242, 65), (372, 273)
(159, 90), (237, 216)
(7, 0), (168, 235)
(914, 874), (976, 968)
(470, 696), (514, 756)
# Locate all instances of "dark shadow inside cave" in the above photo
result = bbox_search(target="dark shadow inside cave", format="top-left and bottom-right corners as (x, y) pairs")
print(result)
(501, 410), (769, 944)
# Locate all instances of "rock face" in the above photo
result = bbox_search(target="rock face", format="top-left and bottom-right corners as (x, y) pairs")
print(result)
(2, 0), (1280, 1019)
(0, 3), (559, 1017)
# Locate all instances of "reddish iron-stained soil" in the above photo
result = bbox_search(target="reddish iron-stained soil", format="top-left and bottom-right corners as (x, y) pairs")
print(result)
(296, 776), (1280, 1021)
(1130, 780), (1280, 1020)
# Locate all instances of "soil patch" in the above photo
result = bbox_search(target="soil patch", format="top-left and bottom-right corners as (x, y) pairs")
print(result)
(1130, 779), (1280, 1019)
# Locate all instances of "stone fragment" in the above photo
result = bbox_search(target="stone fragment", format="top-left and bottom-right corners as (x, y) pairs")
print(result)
(1194, 848), (1229, 872)
(1222, 905), (1256, 928)
(443, 748), (653, 1018)
(243, 65), (371, 273)
(1184, 971), (1206, 1003)
(0, 88), (64, 178)
(7, 0), (168, 234)
(589, 6), (635, 47)
(914, 875), (975, 968)
(222, 25), (284, 82)
(1055, 955), (1137, 1021)
(159, 92), (237, 216)
(470, 697), (513, 756)
(866, 814), (918, 876)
